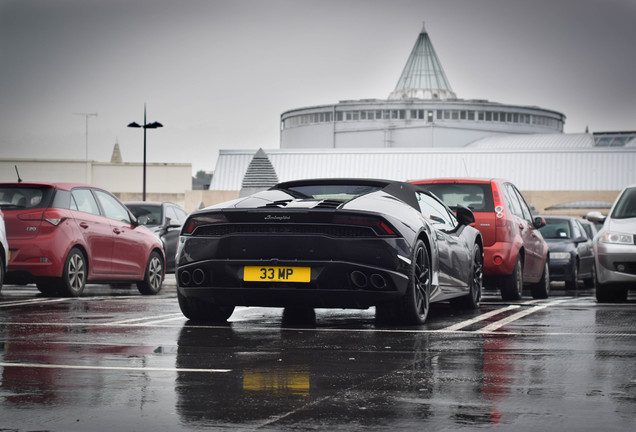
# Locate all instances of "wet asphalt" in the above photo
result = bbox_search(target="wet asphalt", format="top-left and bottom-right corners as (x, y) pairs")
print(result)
(0, 277), (635, 431)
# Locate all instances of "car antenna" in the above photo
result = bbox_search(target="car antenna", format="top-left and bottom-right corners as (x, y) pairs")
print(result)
(15, 165), (22, 182)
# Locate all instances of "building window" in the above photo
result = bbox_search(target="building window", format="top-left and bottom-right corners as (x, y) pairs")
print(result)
(427, 111), (433, 122)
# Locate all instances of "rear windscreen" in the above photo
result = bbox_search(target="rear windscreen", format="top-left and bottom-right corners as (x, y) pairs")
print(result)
(0, 186), (56, 210)
(418, 183), (494, 212)
(539, 219), (571, 239)
(284, 184), (382, 201)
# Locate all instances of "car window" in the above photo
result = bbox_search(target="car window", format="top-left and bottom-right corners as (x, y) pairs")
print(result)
(417, 183), (494, 212)
(572, 220), (585, 239)
(503, 184), (523, 218)
(166, 205), (186, 225)
(416, 192), (457, 230)
(611, 187), (636, 219)
(94, 190), (131, 224)
(284, 184), (381, 200)
(0, 186), (54, 210)
(539, 219), (571, 239)
(581, 222), (595, 239)
(173, 206), (188, 224)
(128, 204), (162, 226)
(71, 188), (101, 215)
(510, 185), (533, 223)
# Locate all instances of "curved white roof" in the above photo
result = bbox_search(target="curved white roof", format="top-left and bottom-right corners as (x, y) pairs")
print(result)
(467, 133), (594, 149)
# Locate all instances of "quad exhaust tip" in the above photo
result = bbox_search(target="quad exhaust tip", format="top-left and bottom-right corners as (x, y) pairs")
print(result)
(350, 271), (388, 290)
(179, 268), (208, 286)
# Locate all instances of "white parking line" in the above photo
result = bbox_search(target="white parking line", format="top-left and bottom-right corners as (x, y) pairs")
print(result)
(476, 298), (573, 333)
(0, 362), (230, 373)
(107, 313), (184, 325)
(0, 298), (69, 308)
(133, 315), (187, 325)
(440, 305), (521, 331)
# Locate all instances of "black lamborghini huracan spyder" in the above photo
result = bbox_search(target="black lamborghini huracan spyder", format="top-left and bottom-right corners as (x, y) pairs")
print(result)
(176, 178), (483, 325)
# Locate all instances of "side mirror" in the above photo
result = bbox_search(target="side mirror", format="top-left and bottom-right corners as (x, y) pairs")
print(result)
(168, 217), (181, 228)
(456, 204), (475, 226)
(585, 211), (606, 224)
(533, 216), (546, 229)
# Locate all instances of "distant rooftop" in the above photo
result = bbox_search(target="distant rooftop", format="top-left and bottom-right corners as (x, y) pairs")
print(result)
(389, 23), (456, 100)
(593, 131), (636, 147)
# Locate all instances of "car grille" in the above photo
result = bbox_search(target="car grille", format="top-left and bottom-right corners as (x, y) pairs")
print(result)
(192, 223), (375, 237)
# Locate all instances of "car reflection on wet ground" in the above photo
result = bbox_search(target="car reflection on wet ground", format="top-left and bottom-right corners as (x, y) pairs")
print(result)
(0, 278), (635, 431)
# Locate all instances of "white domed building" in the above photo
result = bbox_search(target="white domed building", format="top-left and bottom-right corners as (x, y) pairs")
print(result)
(209, 24), (635, 214)
(280, 24), (565, 150)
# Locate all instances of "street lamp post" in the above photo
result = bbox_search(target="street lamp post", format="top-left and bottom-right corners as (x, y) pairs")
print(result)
(127, 104), (163, 201)
(73, 112), (98, 160)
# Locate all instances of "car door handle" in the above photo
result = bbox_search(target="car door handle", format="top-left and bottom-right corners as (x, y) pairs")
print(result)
(113, 228), (121, 235)
(80, 222), (89, 229)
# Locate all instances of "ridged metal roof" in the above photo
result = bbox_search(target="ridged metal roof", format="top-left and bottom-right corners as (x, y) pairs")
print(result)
(210, 144), (635, 192)
(240, 148), (278, 189)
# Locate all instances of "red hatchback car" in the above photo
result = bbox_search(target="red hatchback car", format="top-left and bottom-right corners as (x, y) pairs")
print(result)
(0, 182), (165, 297)
(411, 178), (550, 300)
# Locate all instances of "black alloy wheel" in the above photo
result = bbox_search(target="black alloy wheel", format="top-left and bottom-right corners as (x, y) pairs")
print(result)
(375, 239), (431, 325)
(452, 244), (483, 309)
(402, 240), (432, 324)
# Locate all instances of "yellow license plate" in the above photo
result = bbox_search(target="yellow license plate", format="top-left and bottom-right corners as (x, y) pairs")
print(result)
(244, 266), (310, 282)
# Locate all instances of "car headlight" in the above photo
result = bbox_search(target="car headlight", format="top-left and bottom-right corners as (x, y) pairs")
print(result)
(599, 231), (634, 245)
(549, 252), (570, 261)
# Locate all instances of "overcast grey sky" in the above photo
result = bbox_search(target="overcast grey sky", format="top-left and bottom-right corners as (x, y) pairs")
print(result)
(1, 0), (635, 175)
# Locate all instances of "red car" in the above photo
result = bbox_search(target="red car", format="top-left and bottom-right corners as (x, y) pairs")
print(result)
(410, 178), (550, 300)
(0, 182), (165, 297)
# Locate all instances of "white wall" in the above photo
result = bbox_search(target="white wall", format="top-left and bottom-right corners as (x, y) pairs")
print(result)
(0, 159), (192, 194)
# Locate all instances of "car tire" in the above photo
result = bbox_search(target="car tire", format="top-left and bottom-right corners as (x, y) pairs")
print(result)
(177, 289), (235, 322)
(565, 262), (578, 290)
(583, 265), (596, 288)
(55, 247), (88, 297)
(451, 244), (482, 310)
(500, 256), (523, 301)
(530, 260), (550, 299)
(0, 255), (4, 292)
(377, 240), (431, 325)
(596, 282), (628, 303)
(282, 307), (316, 326)
(36, 277), (61, 296)
(137, 251), (164, 295)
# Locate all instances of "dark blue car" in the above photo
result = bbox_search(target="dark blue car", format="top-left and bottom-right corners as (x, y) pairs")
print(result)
(538, 215), (595, 289)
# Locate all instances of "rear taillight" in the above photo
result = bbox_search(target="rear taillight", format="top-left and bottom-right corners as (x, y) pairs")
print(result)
(491, 184), (506, 227)
(184, 213), (228, 235)
(332, 214), (397, 236)
(17, 210), (66, 226)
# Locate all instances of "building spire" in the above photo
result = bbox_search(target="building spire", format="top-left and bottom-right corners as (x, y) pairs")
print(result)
(110, 139), (123, 163)
(388, 23), (456, 100)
